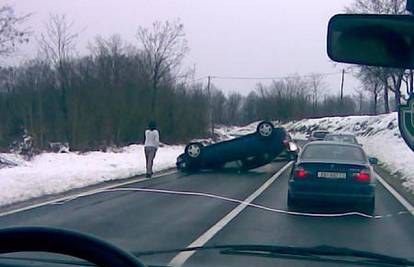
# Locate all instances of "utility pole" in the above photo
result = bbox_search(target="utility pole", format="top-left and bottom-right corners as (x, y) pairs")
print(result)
(340, 69), (345, 101)
(339, 69), (345, 115)
(207, 76), (214, 138)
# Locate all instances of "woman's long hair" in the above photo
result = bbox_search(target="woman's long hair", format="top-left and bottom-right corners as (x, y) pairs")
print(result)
(148, 121), (157, 131)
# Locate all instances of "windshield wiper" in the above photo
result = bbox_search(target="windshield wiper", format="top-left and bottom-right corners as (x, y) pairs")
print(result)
(134, 244), (414, 267)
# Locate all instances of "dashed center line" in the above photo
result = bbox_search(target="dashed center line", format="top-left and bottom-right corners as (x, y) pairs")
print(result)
(168, 162), (293, 267)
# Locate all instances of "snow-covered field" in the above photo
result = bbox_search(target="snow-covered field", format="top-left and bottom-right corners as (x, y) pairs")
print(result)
(284, 112), (414, 194)
(0, 145), (183, 207)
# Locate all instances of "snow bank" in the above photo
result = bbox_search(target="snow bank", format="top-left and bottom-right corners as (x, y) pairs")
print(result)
(0, 145), (183, 207)
(284, 112), (414, 193)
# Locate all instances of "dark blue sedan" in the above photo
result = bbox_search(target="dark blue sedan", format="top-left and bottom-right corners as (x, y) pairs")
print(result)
(176, 121), (288, 172)
(288, 141), (378, 214)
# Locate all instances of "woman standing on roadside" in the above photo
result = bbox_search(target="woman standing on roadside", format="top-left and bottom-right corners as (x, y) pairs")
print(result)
(144, 121), (160, 178)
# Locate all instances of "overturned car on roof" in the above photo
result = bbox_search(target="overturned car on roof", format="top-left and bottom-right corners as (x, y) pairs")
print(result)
(176, 121), (290, 172)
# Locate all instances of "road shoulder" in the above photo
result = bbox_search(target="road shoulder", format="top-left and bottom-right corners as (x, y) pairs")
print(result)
(0, 168), (177, 215)
(374, 164), (414, 207)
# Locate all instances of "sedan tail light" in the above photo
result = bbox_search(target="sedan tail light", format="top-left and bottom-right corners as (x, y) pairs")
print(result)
(294, 167), (308, 179)
(353, 169), (371, 183)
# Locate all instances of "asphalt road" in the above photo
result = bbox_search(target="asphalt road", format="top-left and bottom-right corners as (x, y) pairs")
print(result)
(0, 154), (413, 266)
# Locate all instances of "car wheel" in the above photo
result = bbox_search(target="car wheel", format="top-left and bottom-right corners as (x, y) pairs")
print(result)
(257, 121), (274, 138)
(185, 142), (203, 159)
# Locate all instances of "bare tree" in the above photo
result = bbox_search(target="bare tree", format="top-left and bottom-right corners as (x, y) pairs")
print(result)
(39, 14), (78, 70)
(38, 14), (79, 142)
(136, 20), (189, 114)
(345, 0), (406, 14)
(0, 5), (31, 57)
(357, 67), (382, 114)
(225, 92), (243, 125)
(346, 0), (407, 113)
(210, 88), (226, 124)
(309, 73), (325, 116)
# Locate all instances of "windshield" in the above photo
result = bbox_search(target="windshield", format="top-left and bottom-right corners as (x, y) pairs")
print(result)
(313, 131), (330, 139)
(325, 135), (358, 144)
(0, 1), (413, 267)
(301, 143), (366, 162)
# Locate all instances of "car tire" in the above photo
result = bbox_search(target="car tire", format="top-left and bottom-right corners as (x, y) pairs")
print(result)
(256, 121), (274, 138)
(185, 142), (203, 160)
(183, 142), (203, 172)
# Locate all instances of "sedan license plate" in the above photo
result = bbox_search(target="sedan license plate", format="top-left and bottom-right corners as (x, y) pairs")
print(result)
(317, 172), (346, 179)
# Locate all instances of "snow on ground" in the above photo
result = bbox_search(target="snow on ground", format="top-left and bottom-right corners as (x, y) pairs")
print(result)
(1, 112), (412, 207)
(284, 112), (414, 193)
(0, 153), (27, 168)
(0, 145), (183, 207)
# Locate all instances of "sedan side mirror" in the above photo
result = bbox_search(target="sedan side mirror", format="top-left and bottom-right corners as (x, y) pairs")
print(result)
(369, 157), (378, 165)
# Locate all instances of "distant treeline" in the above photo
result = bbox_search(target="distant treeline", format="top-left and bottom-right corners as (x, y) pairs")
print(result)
(0, 54), (209, 150)
(0, 18), (374, 151)
(210, 76), (367, 127)
(0, 53), (369, 151)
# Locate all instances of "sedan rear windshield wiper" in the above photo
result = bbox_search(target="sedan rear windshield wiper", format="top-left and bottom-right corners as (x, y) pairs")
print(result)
(134, 244), (414, 267)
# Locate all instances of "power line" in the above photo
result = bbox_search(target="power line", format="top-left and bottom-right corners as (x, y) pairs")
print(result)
(192, 76), (208, 82)
(193, 71), (343, 82)
(212, 72), (342, 80)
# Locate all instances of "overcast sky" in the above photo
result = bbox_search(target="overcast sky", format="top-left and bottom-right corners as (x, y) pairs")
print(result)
(13, 0), (359, 95)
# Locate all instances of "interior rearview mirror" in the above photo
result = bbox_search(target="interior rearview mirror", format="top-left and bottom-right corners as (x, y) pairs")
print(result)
(369, 157), (379, 165)
(327, 14), (414, 69)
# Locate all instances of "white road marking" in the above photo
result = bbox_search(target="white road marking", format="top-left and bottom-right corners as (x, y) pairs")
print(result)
(375, 171), (414, 216)
(168, 162), (294, 267)
(0, 170), (177, 218)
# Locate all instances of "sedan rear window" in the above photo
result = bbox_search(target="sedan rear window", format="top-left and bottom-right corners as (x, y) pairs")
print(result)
(325, 135), (358, 144)
(301, 144), (366, 162)
(313, 131), (329, 138)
